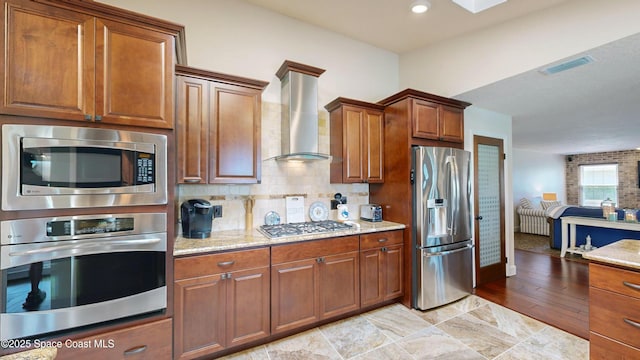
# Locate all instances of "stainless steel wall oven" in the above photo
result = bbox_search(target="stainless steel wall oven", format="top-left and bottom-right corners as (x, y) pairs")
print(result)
(0, 213), (167, 340)
(1, 124), (167, 210)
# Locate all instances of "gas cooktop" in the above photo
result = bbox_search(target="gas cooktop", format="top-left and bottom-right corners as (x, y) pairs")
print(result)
(259, 220), (353, 238)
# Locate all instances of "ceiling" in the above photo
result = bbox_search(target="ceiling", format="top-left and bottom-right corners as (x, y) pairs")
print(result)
(243, 0), (640, 155)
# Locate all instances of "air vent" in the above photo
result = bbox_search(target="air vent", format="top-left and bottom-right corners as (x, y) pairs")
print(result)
(539, 55), (595, 75)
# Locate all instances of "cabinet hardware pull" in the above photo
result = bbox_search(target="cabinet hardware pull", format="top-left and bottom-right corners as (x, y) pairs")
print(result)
(218, 261), (235, 267)
(227, 272), (232, 279)
(84, 114), (92, 121)
(316, 257), (324, 263)
(624, 318), (640, 330)
(183, 178), (201, 183)
(221, 273), (227, 280)
(381, 247), (387, 252)
(378, 238), (388, 243)
(623, 281), (640, 291)
(123, 345), (147, 356)
(95, 115), (102, 121)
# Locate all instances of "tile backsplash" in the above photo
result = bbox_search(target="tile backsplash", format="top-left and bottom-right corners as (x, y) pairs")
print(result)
(177, 102), (370, 231)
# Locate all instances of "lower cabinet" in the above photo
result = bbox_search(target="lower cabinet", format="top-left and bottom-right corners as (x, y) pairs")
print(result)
(173, 248), (270, 360)
(56, 318), (172, 360)
(360, 230), (403, 307)
(589, 262), (640, 359)
(171, 230), (404, 358)
(271, 236), (360, 334)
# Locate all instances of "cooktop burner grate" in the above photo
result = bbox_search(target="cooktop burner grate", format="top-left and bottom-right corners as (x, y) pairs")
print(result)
(259, 220), (352, 238)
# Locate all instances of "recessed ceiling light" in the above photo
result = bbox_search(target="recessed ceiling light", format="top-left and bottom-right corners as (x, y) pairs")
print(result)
(411, 0), (431, 14)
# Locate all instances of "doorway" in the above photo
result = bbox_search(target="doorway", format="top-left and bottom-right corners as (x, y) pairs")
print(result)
(473, 135), (506, 286)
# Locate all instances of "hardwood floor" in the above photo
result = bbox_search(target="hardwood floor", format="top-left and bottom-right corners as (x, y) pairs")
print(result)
(474, 249), (590, 340)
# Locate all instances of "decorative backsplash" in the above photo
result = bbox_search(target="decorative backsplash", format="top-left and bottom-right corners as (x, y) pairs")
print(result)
(177, 102), (370, 231)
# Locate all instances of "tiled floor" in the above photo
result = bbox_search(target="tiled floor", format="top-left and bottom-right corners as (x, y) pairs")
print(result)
(220, 295), (589, 360)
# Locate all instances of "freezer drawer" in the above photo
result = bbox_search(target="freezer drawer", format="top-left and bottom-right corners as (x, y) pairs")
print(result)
(414, 241), (473, 310)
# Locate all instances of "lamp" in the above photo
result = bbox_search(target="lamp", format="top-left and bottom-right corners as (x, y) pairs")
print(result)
(411, 0), (431, 14)
(452, 0), (507, 13)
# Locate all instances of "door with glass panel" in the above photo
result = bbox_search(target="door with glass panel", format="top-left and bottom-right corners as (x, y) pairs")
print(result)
(473, 135), (505, 285)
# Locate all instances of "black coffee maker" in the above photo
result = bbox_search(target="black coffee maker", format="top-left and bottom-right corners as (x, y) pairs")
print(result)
(181, 199), (214, 238)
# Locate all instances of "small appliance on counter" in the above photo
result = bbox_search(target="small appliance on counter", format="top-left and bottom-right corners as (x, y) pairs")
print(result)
(360, 204), (382, 222)
(181, 199), (214, 238)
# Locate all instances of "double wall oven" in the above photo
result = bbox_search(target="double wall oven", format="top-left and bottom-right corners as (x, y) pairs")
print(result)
(0, 124), (169, 341)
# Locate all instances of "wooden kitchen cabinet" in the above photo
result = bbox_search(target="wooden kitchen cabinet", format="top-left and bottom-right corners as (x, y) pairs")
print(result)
(360, 230), (403, 307)
(271, 236), (360, 334)
(589, 262), (640, 359)
(56, 318), (172, 360)
(378, 89), (469, 144)
(326, 97), (385, 183)
(1, 0), (179, 129)
(412, 99), (465, 142)
(176, 65), (268, 184)
(173, 247), (270, 360)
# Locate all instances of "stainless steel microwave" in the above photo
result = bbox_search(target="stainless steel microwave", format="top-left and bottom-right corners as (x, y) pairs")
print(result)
(1, 124), (167, 210)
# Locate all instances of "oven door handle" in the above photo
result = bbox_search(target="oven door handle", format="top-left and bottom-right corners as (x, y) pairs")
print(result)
(8, 238), (162, 257)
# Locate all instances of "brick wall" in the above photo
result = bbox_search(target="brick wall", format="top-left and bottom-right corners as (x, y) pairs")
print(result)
(566, 150), (640, 208)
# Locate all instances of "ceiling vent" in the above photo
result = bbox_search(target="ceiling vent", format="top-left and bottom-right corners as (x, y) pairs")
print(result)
(539, 55), (595, 75)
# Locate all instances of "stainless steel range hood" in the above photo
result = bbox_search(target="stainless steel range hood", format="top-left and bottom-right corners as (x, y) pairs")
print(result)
(272, 60), (330, 161)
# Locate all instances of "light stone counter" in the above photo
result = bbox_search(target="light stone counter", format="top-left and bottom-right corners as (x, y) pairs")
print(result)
(582, 239), (640, 270)
(0, 348), (56, 360)
(174, 220), (406, 256)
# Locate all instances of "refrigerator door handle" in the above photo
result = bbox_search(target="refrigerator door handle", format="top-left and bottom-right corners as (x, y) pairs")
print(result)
(423, 244), (474, 257)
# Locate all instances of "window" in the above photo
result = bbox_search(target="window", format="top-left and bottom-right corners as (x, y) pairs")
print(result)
(579, 164), (618, 207)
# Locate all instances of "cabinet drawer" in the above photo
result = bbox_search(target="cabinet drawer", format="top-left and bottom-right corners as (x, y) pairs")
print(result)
(590, 287), (640, 349)
(56, 319), (172, 360)
(175, 247), (270, 280)
(590, 263), (640, 299)
(590, 332), (640, 360)
(271, 236), (359, 264)
(360, 230), (403, 251)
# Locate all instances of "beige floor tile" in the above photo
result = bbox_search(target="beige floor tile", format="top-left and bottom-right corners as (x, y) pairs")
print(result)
(363, 303), (432, 340)
(396, 326), (486, 359)
(265, 328), (342, 359)
(319, 315), (391, 359)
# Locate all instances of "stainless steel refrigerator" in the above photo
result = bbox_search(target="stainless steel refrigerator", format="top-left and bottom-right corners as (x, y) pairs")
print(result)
(412, 146), (474, 310)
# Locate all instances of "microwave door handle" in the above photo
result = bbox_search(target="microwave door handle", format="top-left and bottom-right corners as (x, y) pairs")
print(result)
(9, 238), (162, 257)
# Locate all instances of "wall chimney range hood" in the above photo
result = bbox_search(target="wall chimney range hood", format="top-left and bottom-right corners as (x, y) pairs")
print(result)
(272, 60), (330, 161)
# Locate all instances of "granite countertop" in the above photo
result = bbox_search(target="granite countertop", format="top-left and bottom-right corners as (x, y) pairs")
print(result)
(174, 220), (406, 256)
(0, 348), (56, 360)
(582, 239), (640, 270)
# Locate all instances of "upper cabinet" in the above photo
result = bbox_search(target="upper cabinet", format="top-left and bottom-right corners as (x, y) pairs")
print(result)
(176, 65), (268, 184)
(1, 0), (184, 129)
(379, 89), (470, 144)
(325, 98), (385, 184)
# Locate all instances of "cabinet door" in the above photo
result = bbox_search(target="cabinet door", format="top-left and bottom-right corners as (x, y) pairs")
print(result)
(411, 99), (439, 140)
(271, 259), (319, 334)
(439, 105), (464, 143)
(365, 109), (384, 183)
(209, 83), (261, 184)
(343, 106), (365, 183)
(174, 274), (226, 359)
(383, 244), (403, 300)
(1, 0), (95, 120)
(176, 76), (209, 183)
(95, 18), (174, 129)
(319, 251), (360, 319)
(226, 266), (270, 348)
(360, 248), (383, 307)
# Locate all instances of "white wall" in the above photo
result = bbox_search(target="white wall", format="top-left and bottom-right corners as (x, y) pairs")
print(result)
(399, 0), (640, 97)
(512, 149), (566, 230)
(464, 107), (515, 276)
